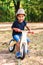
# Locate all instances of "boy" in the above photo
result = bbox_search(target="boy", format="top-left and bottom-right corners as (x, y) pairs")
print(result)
(12, 8), (31, 58)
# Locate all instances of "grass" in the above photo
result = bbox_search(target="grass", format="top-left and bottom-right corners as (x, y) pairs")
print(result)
(0, 31), (43, 50)
(29, 32), (43, 50)
(28, 32), (43, 57)
(0, 31), (43, 65)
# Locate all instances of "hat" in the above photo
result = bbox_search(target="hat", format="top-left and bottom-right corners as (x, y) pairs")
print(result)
(16, 8), (26, 16)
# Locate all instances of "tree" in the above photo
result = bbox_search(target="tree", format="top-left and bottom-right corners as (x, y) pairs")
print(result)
(0, 0), (43, 22)
(13, 0), (20, 13)
(21, 0), (43, 22)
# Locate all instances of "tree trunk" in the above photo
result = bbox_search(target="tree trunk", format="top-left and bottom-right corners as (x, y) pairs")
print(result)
(13, 0), (20, 13)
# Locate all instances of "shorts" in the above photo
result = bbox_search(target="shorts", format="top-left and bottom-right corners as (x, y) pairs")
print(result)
(13, 34), (30, 42)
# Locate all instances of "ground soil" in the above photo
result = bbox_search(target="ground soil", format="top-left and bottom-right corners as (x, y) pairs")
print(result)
(0, 23), (43, 65)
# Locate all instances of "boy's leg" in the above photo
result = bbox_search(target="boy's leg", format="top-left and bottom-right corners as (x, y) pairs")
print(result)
(26, 37), (31, 54)
(16, 41), (20, 52)
(13, 35), (21, 58)
(13, 35), (20, 52)
(27, 37), (31, 45)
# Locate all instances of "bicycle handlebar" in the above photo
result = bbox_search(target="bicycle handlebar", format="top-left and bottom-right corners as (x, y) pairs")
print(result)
(22, 30), (34, 34)
(28, 31), (34, 34)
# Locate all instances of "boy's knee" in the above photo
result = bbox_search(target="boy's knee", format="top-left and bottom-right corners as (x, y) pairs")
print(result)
(13, 35), (20, 42)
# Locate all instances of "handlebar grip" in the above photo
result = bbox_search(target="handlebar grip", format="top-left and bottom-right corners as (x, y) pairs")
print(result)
(31, 32), (34, 34)
(28, 31), (34, 34)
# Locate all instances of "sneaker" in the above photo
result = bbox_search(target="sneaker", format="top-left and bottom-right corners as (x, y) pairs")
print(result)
(15, 52), (22, 58)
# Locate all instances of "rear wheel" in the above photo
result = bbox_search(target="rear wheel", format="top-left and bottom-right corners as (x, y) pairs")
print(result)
(9, 39), (16, 52)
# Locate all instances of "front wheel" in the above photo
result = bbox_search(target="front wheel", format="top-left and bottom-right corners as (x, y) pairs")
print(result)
(21, 44), (25, 59)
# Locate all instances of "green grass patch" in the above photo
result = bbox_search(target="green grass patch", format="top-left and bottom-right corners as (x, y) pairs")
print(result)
(0, 31), (43, 51)
(29, 32), (43, 50)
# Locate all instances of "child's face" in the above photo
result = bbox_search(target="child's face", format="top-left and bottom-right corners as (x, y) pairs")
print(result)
(17, 14), (25, 23)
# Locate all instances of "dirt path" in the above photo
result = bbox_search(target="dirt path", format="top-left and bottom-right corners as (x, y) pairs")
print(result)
(0, 23), (43, 65)
(0, 23), (43, 33)
(0, 49), (43, 65)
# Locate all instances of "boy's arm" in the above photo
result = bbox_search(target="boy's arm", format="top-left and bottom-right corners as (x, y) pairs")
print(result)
(25, 23), (31, 31)
(11, 22), (22, 32)
(12, 28), (22, 32)
(25, 23), (34, 34)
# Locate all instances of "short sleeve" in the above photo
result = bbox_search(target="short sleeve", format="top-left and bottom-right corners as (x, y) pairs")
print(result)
(24, 21), (27, 26)
(11, 21), (16, 28)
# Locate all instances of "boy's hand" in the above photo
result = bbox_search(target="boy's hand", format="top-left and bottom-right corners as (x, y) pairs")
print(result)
(28, 30), (34, 34)
(17, 29), (22, 32)
(15, 28), (22, 32)
(13, 28), (22, 32)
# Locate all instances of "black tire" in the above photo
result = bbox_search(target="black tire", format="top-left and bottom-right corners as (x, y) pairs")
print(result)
(21, 44), (25, 60)
(9, 39), (16, 52)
